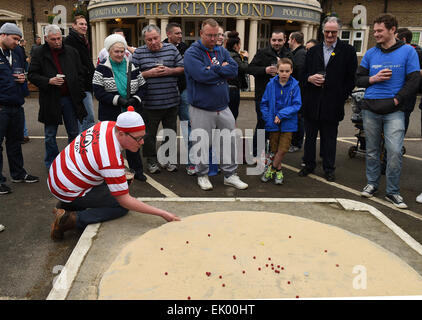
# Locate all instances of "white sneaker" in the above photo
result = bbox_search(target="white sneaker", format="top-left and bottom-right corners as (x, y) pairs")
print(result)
(162, 163), (178, 172)
(198, 176), (213, 191)
(416, 193), (422, 204)
(224, 174), (248, 190)
(0, 224), (5, 232)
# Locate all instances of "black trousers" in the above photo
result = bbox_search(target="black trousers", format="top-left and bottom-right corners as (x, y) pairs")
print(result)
(303, 118), (338, 174)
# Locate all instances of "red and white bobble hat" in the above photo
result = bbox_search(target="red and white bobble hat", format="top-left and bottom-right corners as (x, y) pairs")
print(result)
(116, 106), (145, 132)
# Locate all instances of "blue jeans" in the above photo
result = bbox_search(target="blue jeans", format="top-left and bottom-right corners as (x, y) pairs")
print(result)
(44, 97), (80, 169)
(178, 89), (192, 166)
(362, 109), (405, 195)
(79, 91), (95, 132)
(0, 105), (26, 183)
(67, 183), (128, 230)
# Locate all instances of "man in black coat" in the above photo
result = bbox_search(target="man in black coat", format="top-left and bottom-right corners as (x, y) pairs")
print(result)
(288, 31), (307, 152)
(247, 31), (294, 158)
(298, 17), (357, 182)
(64, 15), (95, 131)
(28, 24), (87, 170)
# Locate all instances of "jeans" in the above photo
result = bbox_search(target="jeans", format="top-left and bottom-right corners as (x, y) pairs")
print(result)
(228, 86), (240, 120)
(178, 89), (192, 166)
(0, 105), (26, 183)
(66, 183), (128, 230)
(291, 113), (305, 148)
(79, 91), (96, 132)
(23, 108), (28, 137)
(253, 99), (268, 157)
(362, 109), (405, 195)
(142, 107), (178, 164)
(44, 97), (80, 169)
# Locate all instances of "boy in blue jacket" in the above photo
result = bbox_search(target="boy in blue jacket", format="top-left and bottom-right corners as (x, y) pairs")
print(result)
(260, 58), (301, 184)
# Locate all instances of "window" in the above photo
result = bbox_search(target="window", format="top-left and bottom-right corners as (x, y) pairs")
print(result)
(410, 30), (422, 46)
(257, 21), (270, 49)
(340, 29), (365, 54)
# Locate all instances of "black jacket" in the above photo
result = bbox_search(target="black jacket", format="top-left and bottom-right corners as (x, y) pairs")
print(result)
(228, 50), (249, 89)
(291, 45), (306, 82)
(64, 29), (95, 92)
(302, 39), (357, 123)
(163, 39), (188, 92)
(247, 46), (294, 102)
(28, 43), (87, 125)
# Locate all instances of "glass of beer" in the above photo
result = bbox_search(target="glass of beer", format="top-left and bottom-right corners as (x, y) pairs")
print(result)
(125, 168), (135, 185)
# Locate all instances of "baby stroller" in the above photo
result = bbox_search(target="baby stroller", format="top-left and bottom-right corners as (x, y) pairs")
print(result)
(348, 88), (366, 158)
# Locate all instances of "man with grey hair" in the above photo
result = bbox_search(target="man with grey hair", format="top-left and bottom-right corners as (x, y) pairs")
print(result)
(298, 16), (357, 182)
(132, 24), (184, 174)
(0, 22), (39, 197)
(28, 24), (87, 170)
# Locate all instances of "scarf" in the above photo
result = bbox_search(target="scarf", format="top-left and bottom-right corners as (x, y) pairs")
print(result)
(109, 57), (127, 99)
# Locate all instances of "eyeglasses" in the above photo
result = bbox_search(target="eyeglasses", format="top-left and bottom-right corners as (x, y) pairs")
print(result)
(125, 132), (145, 143)
(323, 30), (338, 35)
(204, 33), (218, 39)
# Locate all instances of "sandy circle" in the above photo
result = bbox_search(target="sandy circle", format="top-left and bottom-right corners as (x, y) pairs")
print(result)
(98, 211), (422, 299)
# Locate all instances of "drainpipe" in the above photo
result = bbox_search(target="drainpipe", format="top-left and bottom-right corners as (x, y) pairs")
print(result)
(30, 0), (37, 40)
(384, 0), (388, 12)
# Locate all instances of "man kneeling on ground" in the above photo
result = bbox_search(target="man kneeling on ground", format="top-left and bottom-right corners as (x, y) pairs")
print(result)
(48, 107), (180, 240)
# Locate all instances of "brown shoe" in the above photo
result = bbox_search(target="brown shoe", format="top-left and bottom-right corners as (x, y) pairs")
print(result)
(50, 208), (77, 240)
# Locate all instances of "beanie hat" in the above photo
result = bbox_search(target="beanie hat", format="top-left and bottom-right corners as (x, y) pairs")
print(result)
(104, 34), (127, 52)
(116, 106), (145, 132)
(0, 23), (23, 37)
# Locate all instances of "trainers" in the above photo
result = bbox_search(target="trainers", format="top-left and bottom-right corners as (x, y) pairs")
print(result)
(50, 208), (77, 241)
(147, 162), (161, 174)
(186, 165), (196, 176)
(162, 163), (178, 172)
(361, 184), (377, 198)
(198, 175), (213, 191)
(0, 224), (4, 232)
(274, 170), (284, 185)
(0, 184), (12, 195)
(224, 174), (248, 190)
(385, 194), (408, 209)
(261, 166), (275, 183)
(416, 193), (422, 204)
(288, 146), (300, 153)
(11, 174), (39, 183)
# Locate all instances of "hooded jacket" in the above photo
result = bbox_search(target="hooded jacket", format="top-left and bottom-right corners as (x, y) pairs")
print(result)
(260, 75), (301, 132)
(184, 40), (238, 111)
(356, 40), (420, 114)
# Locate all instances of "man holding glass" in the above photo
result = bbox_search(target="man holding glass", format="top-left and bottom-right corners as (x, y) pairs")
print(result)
(299, 17), (357, 182)
(0, 23), (39, 196)
(356, 14), (420, 208)
(132, 25), (184, 174)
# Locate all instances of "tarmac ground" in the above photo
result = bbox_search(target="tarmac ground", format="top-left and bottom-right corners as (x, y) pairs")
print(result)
(1, 95), (422, 300)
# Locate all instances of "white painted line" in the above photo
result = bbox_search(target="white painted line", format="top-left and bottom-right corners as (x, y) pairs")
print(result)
(46, 223), (101, 300)
(282, 163), (422, 222)
(337, 138), (422, 161)
(144, 174), (179, 198)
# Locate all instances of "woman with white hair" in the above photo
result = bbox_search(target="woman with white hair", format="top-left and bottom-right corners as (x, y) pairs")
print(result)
(93, 34), (148, 181)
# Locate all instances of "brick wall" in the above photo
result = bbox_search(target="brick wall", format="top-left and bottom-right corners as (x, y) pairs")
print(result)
(322, 0), (422, 48)
(0, 0), (78, 55)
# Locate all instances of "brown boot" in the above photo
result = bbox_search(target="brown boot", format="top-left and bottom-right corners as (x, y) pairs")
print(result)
(50, 208), (77, 240)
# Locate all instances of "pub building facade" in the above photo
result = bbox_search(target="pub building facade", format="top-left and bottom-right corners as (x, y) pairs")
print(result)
(87, 0), (322, 63)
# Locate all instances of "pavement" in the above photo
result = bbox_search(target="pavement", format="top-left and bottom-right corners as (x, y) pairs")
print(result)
(1, 94), (422, 300)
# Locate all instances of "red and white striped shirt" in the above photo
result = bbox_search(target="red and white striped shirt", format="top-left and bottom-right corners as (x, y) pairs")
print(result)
(47, 121), (128, 203)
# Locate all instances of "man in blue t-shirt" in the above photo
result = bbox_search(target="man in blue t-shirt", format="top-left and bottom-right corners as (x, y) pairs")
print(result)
(356, 14), (420, 209)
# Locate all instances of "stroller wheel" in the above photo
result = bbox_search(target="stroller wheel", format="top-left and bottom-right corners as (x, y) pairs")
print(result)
(348, 146), (358, 158)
